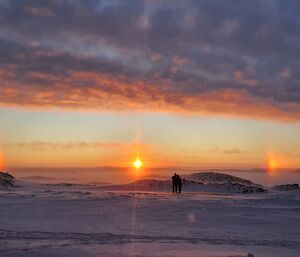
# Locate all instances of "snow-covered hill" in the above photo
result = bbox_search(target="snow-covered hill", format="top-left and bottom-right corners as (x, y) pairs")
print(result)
(103, 172), (266, 194)
(184, 172), (258, 186)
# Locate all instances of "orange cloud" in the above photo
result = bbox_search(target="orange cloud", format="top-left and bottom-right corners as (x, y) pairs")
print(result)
(1, 69), (300, 123)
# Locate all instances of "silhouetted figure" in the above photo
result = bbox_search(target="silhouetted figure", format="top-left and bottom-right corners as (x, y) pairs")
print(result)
(172, 173), (178, 194)
(172, 173), (183, 194)
(177, 174), (182, 193)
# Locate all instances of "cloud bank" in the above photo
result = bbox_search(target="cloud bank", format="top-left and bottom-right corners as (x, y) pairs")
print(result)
(1, 0), (300, 122)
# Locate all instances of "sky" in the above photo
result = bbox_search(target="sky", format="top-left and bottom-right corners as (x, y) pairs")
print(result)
(1, 0), (300, 172)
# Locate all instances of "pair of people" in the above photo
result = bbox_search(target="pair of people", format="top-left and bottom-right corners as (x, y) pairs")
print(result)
(172, 173), (182, 194)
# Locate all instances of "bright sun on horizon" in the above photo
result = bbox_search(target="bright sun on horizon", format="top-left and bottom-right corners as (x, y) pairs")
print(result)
(133, 158), (142, 169)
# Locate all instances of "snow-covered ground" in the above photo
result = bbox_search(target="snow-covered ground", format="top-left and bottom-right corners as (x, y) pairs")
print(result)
(0, 174), (300, 257)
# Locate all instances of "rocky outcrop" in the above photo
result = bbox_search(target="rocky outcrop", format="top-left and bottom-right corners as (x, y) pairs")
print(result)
(272, 184), (299, 191)
(0, 172), (15, 188)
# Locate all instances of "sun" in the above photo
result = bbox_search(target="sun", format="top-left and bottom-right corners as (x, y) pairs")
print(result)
(133, 158), (142, 169)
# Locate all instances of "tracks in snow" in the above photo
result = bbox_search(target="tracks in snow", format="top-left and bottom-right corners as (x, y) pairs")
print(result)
(0, 229), (299, 250)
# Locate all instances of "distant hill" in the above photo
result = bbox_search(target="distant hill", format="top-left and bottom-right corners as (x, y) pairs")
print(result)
(184, 172), (260, 186)
(103, 172), (266, 194)
(272, 184), (299, 191)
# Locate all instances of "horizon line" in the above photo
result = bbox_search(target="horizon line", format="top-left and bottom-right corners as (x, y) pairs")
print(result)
(3, 166), (300, 173)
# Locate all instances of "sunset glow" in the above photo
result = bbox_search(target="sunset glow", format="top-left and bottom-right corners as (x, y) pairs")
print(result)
(1, 2), (300, 257)
(0, 0), (300, 174)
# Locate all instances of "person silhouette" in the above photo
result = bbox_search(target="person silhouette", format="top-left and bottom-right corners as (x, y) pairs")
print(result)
(177, 174), (182, 193)
(172, 173), (178, 194)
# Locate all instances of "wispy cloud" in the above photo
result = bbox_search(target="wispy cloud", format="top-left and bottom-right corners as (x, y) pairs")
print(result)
(223, 149), (244, 155)
(5, 141), (151, 151)
(210, 148), (245, 155)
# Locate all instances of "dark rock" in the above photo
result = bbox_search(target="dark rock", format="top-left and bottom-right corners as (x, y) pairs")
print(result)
(272, 184), (299, 191)
(0, 172), (15, 188)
